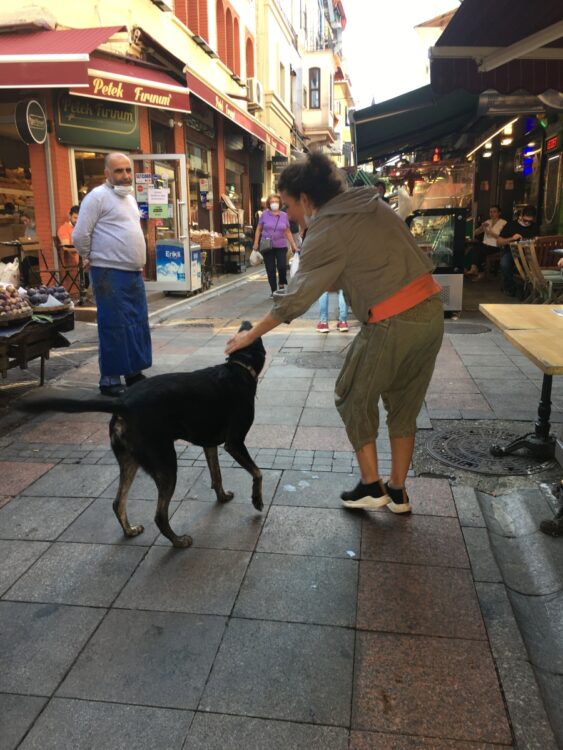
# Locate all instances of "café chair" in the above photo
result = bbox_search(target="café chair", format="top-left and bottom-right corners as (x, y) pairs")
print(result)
(520, 241), (563, 303)
(53, 236), (80, 295)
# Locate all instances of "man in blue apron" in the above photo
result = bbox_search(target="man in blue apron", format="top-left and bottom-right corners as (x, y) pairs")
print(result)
(73, 153), (152, 396)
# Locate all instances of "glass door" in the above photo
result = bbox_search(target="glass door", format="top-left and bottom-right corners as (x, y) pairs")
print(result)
(130, 153), (200, 293)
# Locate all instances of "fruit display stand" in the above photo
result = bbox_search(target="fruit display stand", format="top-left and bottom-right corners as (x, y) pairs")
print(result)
(0, 311), (74, 385)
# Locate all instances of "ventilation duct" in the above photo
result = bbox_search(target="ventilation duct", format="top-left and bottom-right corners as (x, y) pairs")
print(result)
(477, 92), (545, 116)
(537, 90), (563, 111)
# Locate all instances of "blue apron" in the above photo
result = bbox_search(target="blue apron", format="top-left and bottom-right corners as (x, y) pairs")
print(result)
(90, 267), (152, 377)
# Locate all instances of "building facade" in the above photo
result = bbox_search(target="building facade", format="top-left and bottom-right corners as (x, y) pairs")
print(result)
(0, 0), (353, 284)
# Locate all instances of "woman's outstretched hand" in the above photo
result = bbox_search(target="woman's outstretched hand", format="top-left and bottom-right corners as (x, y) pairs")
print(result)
(225, 329), (253, 355)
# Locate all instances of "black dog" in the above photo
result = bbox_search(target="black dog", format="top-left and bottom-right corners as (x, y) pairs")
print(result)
(19, 321), (266, 548)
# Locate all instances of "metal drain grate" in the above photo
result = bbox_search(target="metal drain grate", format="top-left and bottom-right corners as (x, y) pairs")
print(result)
(426, 426), (556, 476)
(444, 322), (491, 335)
(284, 352), (345, 369)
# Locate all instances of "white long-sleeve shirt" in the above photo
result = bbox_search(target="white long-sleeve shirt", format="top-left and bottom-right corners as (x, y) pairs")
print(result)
(73, 183), (146, 271)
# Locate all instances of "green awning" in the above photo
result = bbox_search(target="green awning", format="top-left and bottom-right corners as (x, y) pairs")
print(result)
(352, 85), (479, 163)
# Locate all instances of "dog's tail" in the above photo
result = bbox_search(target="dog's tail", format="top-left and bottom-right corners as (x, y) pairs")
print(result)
(17, 395), (123, 416)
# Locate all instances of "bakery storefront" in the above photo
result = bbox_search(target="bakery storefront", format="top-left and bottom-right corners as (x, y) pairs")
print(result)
(0, 25), (191, 285)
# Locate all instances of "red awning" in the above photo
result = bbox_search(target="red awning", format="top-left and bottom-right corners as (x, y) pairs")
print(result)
(186, 70), (289, 156)
(430, 0), (563, 94)
(0, 26), (124, 89)
(69, 56), (190, 113)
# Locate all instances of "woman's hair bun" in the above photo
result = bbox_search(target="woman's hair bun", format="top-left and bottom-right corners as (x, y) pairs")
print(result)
(278, 152), (345, 208)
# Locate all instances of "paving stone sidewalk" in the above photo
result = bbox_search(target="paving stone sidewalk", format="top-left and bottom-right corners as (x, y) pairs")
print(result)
(1, 274), (562, 748)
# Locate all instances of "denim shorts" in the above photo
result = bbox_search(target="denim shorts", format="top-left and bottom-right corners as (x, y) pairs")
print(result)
(335, 295), (443, 449)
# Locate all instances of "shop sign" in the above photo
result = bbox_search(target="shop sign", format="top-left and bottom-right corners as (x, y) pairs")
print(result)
(54, 93), (140, 149)
(186, 72), (289, 157)
(185, 113), (215, 139)
(70, 70), (190, 113)
(15, 99), (47, 145)
(148, 186), (169, 219)
(546, 135), (560, 152)
(272, 155), (289, 175)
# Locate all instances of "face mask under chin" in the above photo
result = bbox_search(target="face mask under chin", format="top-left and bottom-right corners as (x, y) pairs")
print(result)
(112, 185), (134, 197)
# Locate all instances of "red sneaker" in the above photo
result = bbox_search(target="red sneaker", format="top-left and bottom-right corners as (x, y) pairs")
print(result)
(316, 322), (329, 333)
(337, 321), (349, 332)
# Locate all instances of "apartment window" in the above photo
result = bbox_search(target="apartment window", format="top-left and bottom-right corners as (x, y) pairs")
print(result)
(309, 67), (320, 109)
(226, 8), (234, 71)
(216, 0), (227, 63)
(280, 63), (286, 101)
(245, 36), (255, 79)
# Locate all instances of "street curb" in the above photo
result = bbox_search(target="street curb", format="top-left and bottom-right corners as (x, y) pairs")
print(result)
(148, 270), (266, 324)
(453, 486), (559, 749)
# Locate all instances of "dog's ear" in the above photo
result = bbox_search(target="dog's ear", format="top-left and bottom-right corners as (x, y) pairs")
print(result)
(239, 320), (253, 332)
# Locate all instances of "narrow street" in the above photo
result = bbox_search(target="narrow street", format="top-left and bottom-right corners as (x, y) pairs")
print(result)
(1, 273), (561, 748)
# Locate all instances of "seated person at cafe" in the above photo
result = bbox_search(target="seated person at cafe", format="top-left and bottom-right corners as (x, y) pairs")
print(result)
(466, 205), (506, 280)
(497, 206), (538, 295)
(57, 205), (79, 247)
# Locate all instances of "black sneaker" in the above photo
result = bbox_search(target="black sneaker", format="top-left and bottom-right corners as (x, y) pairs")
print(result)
(99, 384), (125, 397)
(341, 480), (390, 509)
(384, 482), (412, 514)
(125, 373), (146, 387)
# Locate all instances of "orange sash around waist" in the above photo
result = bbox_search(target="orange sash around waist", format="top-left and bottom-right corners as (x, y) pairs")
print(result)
(368, 273), (442, 323)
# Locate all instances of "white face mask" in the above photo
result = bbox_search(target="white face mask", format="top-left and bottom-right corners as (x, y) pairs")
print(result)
(269, 202), (280, 211)
(113, 185), (134, 197)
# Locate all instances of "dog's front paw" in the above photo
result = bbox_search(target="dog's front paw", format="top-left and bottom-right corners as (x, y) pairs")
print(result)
(252, 495), (264, 512)
(218, 491), (234, 503)
(125, 524), (144, 537)
(172, 534), (193, 548)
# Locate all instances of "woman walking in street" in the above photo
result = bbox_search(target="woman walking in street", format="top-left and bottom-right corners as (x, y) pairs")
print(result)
(253, 193), (299, 296)
(226, 153), (444, 513)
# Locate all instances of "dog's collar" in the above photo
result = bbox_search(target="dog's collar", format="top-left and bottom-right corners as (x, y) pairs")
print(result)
(231, 360), (259, 383)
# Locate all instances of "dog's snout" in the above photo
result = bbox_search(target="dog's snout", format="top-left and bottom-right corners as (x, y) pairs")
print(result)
(239, 320), (253, 332)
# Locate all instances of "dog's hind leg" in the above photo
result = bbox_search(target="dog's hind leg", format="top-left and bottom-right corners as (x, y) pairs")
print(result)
(224, 441), (263, 511)
(111, 417), (143, 538)
(203, 446), (234, 503)
(149, 448), (192, 548)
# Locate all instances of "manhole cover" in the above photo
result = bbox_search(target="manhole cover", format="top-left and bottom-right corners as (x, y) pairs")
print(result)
(426, 427), (556, 475)
(286, 352), (345, 369)
(444, 322), (490, 334)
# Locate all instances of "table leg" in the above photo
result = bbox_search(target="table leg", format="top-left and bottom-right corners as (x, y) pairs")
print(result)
(490, 374), (556, 460)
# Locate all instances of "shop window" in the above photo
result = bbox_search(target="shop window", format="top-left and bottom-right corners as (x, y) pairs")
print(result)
(187, 142), (214, 231)
(309, 67), (320, 109)
(225, 157), (245, 210)
(245, 37), (255, 79)
(0, 133), (33, 243)
(150, 119), (173, 154)
(74, 151), (108, 201)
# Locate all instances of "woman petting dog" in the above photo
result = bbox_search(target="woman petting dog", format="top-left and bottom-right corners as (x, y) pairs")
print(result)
(226, 153), (444, 514)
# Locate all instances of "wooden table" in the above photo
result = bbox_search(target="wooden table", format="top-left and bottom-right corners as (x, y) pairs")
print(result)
(0, 312), (74, 385)
(479, 303), (563, 460)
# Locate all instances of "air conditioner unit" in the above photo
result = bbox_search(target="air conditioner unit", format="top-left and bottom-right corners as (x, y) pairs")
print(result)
(247, 78), (264, 112)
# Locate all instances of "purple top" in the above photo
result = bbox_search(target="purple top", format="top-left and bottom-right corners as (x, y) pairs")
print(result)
(259, 210), (289, 248)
